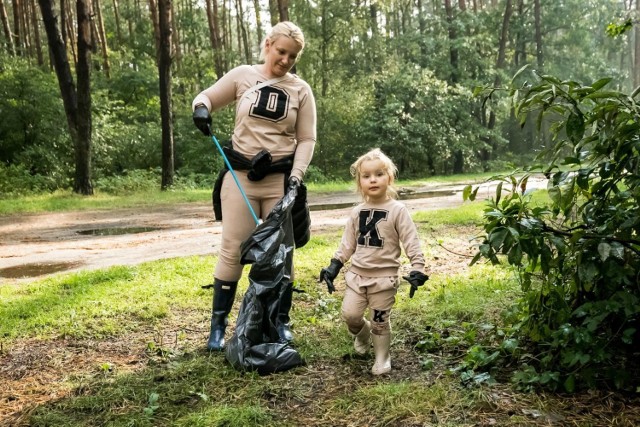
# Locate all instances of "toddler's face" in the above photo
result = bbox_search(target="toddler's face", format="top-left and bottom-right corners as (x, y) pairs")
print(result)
(359, 159), (390, 202)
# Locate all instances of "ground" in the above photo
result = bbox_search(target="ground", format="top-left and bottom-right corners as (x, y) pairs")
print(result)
(6, 178), (637, 426)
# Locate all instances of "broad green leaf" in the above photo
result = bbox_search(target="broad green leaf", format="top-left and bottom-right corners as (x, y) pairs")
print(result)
(462, 185), (472, 201)
(610, 242), (625, 259)
(597, 242), (611, 261)
(566, 112), (585, 143)
(564, 374), (576, 392)
(495, 181), (503, 205)
(591, 78), (612, 91)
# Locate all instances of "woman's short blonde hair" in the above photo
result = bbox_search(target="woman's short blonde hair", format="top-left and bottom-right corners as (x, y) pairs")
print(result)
(350, 148), (399, 201)
(259, 21), (305, 62)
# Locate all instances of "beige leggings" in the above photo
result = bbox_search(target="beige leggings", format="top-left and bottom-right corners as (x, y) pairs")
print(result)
(214, 171), (286, 281)
(341, 271), (399, 336)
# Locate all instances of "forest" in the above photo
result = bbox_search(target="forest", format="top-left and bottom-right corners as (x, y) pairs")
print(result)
(0, 0), (637, 195)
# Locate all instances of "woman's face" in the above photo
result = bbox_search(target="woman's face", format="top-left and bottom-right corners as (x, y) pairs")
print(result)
(263, 36), (301, 77)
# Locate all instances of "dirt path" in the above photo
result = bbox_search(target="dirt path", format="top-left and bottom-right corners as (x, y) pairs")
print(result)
(0, 180), (544, 284)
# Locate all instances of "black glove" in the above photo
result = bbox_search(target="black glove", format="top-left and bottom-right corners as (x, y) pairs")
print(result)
(403, 271), (429, 298)
(193, 104), (212, 136)
(319, 258), (343, 294)
(289, 176), (300, 190)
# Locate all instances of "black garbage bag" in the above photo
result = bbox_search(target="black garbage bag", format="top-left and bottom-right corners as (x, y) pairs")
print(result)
(225, 185), (305, 375)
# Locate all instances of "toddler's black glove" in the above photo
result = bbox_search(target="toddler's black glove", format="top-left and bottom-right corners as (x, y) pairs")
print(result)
(319, 258), (343, 294)
(193, 105), (212, 136)
(403, 271), (429, 298)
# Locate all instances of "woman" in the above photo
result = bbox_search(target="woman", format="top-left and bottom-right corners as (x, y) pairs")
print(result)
(192, 21), (316, 351)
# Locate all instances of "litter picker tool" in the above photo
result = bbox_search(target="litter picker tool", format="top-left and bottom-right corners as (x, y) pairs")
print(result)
(210, 130), (261, 226)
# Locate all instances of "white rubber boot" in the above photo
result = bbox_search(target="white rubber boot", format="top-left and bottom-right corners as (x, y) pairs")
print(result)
(353, 320), (371, 355)
(371, 333), (391, 375)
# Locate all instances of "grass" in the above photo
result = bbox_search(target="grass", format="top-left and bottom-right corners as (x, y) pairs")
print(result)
(2, 187), (637, 426)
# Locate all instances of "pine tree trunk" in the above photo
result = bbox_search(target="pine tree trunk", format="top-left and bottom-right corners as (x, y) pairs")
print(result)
(29, 0), (43, 64)
(75, 0), (94, 195)
(252, 0), (262, 46)
(12, 0), (21, 55)
(112, 0), (122, 44)
(534, 0), (543, 72)
(38, 0), (95, 195)
(0, 0), (14, 55)
(158, 0), (174, 189)
(277, 0), (288, 21)
(236, 0), (250, 63)
(94, 0), (111, 77)
(634, 0), (640, 88)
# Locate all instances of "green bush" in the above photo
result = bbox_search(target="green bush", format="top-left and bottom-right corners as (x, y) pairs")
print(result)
(469, 72), (640, 392)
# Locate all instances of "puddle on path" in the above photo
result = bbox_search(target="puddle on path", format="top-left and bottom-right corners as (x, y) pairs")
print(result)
(77, 226), (162, 236)
(0, 261), (83, 279)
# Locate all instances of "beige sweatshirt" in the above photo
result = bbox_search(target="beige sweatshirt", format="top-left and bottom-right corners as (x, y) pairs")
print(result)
(192, 64), (316, 180)
(334, 198), (426, 277)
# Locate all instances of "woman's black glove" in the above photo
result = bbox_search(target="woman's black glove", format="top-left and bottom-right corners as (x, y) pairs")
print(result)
(319, 258), (343, 294)
(288, 176), (301, 192)
(402, 271), (429, 298)
(193, 105), (212, 136)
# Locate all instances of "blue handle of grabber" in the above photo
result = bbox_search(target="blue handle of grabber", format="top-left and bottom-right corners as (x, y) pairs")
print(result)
(211, 133), (261, 226)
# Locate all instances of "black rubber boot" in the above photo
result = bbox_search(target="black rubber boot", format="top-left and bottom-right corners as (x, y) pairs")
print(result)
(207, 279), (238, 351)
(277, 282), (294, 343)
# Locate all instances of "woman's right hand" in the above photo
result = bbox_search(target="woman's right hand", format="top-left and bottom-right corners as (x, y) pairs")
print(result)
(193, 105), (212, 136)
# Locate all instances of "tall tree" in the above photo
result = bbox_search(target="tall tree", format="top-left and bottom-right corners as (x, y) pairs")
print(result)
(277, 0), (288, 21)
(38, 0), (94, 194)
(205, 0), (225, 78)
(0, 0), (14, 55)
(483, 0), (513, 161)
(12, 0), (22, 55)
(112, 0), (122, 45)
(268, 0), (277, 26)
(74, 0), (93, 194)
(157, 0), (174, 189)
(444, 0), (459, 83)
(235, 0), (250, 63)
(635, 0), (640, 87)
(252, 0), (262, 46)
(533, 0), (543, 72)
(94, 0), (110, 77)
(28, 0), (43, 65)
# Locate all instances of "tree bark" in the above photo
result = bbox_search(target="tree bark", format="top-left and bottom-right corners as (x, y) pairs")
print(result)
(277, 0), (288, 21)
(252, 0), (262, 46)
(634, 0), (640, 87)
(235, 0), (250, 63)
(94, 0), (111, 77)
(63, 0), (78, 64)
(0, 0), (14, 55)
(170, 0), (181, 70)
(444, 0), (458, 84)
(205, 0), (224, 78)
(75, 0), (93, 194)
(29, 0), (43, 64)
(484, 0), (512, 162)
(38, 0), (94, 194)
(12, 0), (22, 55)
(149, 0), (160, 62)
(268, 0), (277, 26)
(533, 0), (543, 72)
(157, 0), (174, 189)
(112, 0), (122, 44)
